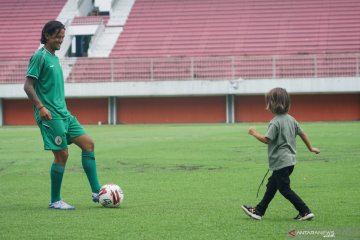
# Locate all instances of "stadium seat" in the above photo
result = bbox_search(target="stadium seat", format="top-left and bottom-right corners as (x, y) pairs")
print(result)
(0, 0), (67, 83)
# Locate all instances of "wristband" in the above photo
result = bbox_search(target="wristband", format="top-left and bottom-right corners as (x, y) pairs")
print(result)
(38, 106), (45, 111)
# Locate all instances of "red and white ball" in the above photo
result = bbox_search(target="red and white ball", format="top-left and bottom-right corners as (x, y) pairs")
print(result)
(98, 184), (124, 208)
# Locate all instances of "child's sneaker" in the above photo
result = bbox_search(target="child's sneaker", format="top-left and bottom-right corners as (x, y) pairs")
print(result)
(92, 192), (99, 203)
(48, 200), (75, 210)
(294, 212), (314, 221)
(241, 205), (262, 220)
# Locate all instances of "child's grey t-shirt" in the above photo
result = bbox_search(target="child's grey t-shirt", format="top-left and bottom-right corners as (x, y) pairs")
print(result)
(265, 114), (303, 171)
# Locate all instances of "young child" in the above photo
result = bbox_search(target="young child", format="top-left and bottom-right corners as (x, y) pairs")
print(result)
(241, 87), (320, 221)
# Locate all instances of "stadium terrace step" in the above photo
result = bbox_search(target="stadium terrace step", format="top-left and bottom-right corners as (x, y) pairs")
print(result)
(110, 0), (360, 58)
(0, 0), (67, 61)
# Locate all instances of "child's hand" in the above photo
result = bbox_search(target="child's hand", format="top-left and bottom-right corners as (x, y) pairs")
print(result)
(248, 127), (270, 144)
(310, 147), (320, 154)
(248, 127), (257, 136)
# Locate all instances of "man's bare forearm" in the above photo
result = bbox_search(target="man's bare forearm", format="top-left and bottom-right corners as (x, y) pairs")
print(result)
(24, 77), (43, 109)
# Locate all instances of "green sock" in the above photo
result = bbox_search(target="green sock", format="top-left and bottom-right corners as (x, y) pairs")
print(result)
(50, 163), (65, 203)
(82, 151), (101, 193)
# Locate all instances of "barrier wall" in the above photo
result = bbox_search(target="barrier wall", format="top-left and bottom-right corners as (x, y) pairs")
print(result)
(3, 98), (108, 125)
(2, 94), (359, 125)
(66, 98), (108, 124)
(3, 99), (36, 125)
(235, 94), (360, 122)
(117, 96), (226, 124)
(291, 94), (360, 122)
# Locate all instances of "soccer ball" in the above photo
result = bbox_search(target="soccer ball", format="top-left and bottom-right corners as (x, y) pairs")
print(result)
(98, 184), (124, 208)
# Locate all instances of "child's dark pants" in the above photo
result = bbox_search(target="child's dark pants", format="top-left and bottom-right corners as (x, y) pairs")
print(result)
(256, 165), (311, 216)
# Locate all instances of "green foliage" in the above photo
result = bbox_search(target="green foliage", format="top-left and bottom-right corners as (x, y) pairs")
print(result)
(0, 123), (359, 239)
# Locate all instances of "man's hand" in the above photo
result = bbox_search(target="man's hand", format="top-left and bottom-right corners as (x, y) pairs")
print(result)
(39, 107), (52, 121)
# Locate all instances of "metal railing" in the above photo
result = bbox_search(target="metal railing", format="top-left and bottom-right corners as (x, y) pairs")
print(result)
(1, 53), (359, 84)
(71, 16), (106, 25)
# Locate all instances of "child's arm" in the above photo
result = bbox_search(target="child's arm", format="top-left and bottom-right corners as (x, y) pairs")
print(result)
(299, 132), (320, 154)
(248, 127), (271, 144)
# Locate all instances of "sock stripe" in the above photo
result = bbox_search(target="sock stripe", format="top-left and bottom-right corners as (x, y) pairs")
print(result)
(82, 151), (95, 160)
(51, 163), (65, 173)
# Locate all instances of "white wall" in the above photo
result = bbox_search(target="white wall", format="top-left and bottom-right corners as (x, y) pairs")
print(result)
(1, 77), (359, 99)
(95, 0), (113, 12)
(68, 25), (100, 36)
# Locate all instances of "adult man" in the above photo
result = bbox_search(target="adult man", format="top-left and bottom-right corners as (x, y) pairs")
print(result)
(24, 20), (101, 210)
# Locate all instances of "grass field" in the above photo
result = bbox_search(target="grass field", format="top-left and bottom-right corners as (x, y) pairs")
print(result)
(0, 122), (359, 239)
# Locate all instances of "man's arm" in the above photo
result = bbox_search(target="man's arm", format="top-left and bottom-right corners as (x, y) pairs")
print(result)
(248, 127), (271, 144)
(24, 77), (42, 109)
(24, 77), (52, 120)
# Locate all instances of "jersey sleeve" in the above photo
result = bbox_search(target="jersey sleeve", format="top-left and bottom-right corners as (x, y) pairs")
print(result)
(265, 122), (278, 141)
(294, 119), (303, 135)
(26, 53), (44, 80)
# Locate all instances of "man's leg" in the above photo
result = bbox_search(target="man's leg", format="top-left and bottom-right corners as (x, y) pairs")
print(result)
(72, 134), (101, 194)
(50, 149), (68, 203)
(48, 148), (75, 210)
(38, 119), (74, 209)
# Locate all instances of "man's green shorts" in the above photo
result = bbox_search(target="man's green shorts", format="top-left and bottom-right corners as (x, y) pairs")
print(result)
(37, 115), (86, 150)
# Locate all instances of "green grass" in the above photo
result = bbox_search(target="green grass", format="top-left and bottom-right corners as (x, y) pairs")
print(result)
(0, 122), (359, 239)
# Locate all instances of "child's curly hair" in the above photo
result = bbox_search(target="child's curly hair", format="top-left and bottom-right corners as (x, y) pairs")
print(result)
(265, 88), (290, 114)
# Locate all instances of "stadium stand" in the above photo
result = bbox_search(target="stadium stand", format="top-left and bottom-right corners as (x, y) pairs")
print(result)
(111, 0), (360, 57)
(1, 0), (360, 83)
(0, 0), (67, 60)
(0, 0), (67, 83)
(0, 0), (359, 125)
(72, 15), (109, 26)
(66, 0), (360, 83)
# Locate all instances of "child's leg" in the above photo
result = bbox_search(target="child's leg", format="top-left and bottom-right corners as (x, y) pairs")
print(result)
(255, 173), (278, 216)
(275, 166), (311, 214)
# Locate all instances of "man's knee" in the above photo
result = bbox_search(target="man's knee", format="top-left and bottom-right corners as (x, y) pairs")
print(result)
(53, 150), (69, 164)
(84, 139), (94, 152)
(73, 135), (95, 152)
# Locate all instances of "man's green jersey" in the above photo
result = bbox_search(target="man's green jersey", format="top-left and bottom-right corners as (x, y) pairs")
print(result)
(26, 47), (70, 122)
